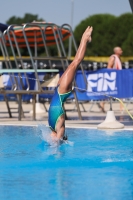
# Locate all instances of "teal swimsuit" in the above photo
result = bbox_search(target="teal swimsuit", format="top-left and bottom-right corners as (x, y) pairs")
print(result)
(48, 86), (72, 132)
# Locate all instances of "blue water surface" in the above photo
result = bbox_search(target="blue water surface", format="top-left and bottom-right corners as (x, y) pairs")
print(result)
(0, 125), (133, 200)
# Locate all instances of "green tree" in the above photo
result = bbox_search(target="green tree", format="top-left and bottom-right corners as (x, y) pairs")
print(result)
(5, 13), (133, 57)
(74, 14), (116, 56)
(122, 30), (133, 56)
(73, 13), (133, 56)
(113, 13), (133, 56)
(6, 13), (44, 25)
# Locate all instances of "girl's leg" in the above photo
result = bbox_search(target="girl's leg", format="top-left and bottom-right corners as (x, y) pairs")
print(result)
(58, 26), (93, 94)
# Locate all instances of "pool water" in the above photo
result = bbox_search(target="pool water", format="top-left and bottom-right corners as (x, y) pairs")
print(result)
(0, 125), (133, 200)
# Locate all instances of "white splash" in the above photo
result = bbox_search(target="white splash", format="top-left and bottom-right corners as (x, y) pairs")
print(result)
(37, 123), (74, 147)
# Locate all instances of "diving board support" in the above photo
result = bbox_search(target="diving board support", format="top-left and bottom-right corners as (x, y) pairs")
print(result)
(4, 94), (12, 118)
(30, 102), (46, 115)
(32, 94), (36, 121)
(0, 69), (59, 73)
(97, 111), (124, 129)
(18, 94), (22, 121)
(73, 90), (82, 120)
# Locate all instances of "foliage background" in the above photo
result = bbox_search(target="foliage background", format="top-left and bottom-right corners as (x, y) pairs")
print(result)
(5, 13), (133, 56)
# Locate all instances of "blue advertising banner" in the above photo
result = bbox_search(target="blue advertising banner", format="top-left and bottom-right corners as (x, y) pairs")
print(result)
(74, 69), (133, 100)
(1, 69), (133, 101)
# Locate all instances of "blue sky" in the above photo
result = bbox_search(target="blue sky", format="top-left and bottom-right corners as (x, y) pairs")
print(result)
(1, 0), (132, 29)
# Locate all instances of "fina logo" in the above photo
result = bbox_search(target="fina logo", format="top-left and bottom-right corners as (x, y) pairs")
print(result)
(87, 72), (117, 92)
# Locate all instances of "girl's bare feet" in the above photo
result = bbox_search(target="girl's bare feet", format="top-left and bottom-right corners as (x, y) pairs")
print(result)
(82, 26), (93, 43)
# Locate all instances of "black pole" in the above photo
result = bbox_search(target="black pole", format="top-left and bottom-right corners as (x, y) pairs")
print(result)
(129, 0), (133, 12)
(110, 97), (112, 111)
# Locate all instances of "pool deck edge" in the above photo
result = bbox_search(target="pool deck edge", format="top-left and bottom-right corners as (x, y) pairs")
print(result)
(0, 123), (132, 131)
(0, 101), (132, 130)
